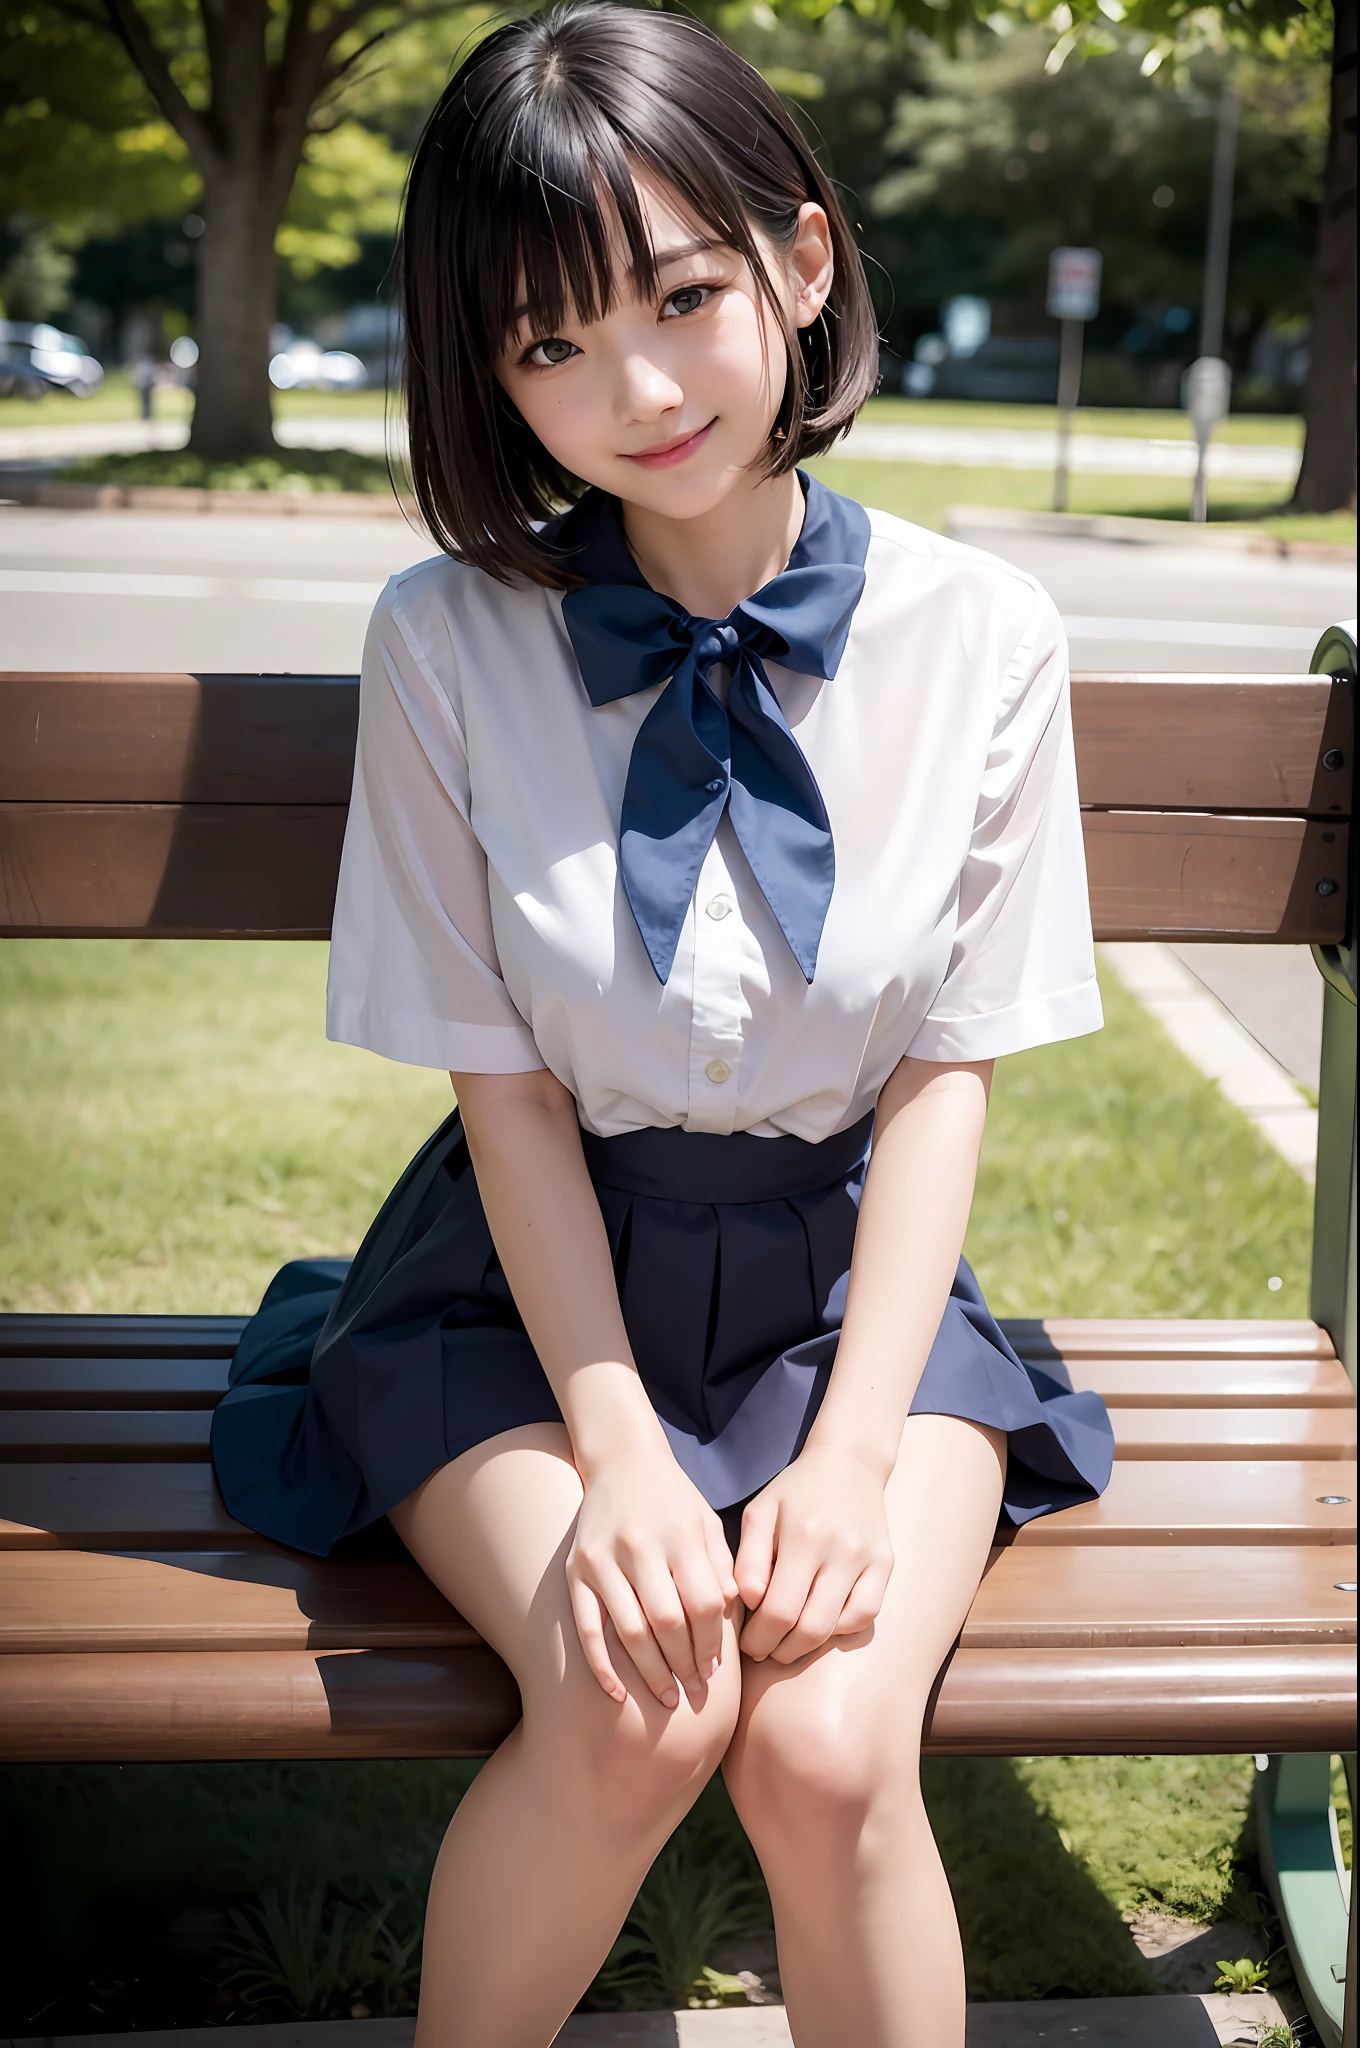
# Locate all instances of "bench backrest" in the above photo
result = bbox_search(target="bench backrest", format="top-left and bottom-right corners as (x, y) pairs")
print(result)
(0, 655), (1355, 1384)
(0, 667), (1353, 942)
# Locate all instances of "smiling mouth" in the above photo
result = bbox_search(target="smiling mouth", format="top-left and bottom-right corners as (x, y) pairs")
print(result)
(624, 420), (717, 469)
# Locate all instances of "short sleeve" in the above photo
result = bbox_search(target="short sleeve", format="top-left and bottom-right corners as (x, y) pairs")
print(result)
(325, 577), (545, 1073)
(907, 583), (1103, 1062)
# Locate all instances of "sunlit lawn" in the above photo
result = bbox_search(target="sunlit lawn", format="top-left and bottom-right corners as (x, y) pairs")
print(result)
(0, 940), (1311, 1320)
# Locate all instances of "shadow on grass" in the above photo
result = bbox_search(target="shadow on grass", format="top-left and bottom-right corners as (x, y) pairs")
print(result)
(924, 1757), (1154, 2003)
(0, 1750), (1161, 2028)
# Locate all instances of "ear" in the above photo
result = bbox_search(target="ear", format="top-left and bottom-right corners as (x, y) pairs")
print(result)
(789, 203), (835, 329)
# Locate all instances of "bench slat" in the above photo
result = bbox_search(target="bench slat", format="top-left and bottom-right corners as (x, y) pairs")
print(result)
(1109, 1409), (1355, 1459)
(1011, 1461), (1356, 1545)
(4, 1351), (1349, 1410)
(0, 1314), (1336, 1362)
(0, 1643), (1350, 1761)
(962, 1545), (1356, 1648)
(0, 1315), (248, 1358)
(3, 1458), (1353, 1551)
(5, 1542), (1351, 1655)
(0, 1549), (476, 1653)
(1, 802), (1347, 941)
(0, 1464), (266, 1548)
(4, 1404), (1351, 1462)
(4, 672), (1351, 818)
(1008, 1320), (1336, 1361)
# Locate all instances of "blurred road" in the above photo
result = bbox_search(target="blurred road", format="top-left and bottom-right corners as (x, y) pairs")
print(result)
(0, 502), (1350, 674)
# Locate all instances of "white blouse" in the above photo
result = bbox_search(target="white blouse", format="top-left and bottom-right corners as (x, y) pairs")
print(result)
(326, 507), (1102, 1140)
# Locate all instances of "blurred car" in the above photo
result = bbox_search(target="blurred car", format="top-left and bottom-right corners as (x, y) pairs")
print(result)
(0, 321), (104, 398)
(903, 336), (1059, 404)
(267, 337), (367, 392)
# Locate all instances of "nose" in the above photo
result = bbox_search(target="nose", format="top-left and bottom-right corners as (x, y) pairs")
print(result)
(616, 348), (683, 424)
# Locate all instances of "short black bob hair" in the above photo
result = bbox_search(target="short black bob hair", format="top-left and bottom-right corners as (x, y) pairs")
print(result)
(399, 2), (880, 586)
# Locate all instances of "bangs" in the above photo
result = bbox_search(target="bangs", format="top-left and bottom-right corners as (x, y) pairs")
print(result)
(467, 57), (779, 359)
(401, 4), (881, 586)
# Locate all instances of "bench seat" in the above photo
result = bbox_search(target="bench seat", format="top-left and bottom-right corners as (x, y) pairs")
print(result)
(1, 1310), (1352, 1763)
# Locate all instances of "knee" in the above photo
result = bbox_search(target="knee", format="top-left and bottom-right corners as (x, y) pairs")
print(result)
(534, 1646), (742, 1840)
(725, 1674), (911, 1849)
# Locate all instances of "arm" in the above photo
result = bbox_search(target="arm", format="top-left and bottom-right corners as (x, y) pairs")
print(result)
(735, 1054), (993, 1662)
(452, 1068), (738, 1705)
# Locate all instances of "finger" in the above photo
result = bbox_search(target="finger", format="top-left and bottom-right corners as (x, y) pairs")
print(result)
(770, 1562), (858, 1664)
(833, 1562), (892, 1640)
(732, 1492), (777, 1611)
(739, 1542), (817, 1662)
(594, 1563), (680, 1708)
(632, 1557), (702, 1696)
(704, 1516), (741, 1610)
(568, 1576), (628, 1704)
(672, 1547), (729, 1683)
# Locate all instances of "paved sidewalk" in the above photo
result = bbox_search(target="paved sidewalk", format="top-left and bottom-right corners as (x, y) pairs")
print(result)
(0, 412), (1300, 482)
(1101, 943), (1319, 1179)
(2, 1990), (1299, 2045)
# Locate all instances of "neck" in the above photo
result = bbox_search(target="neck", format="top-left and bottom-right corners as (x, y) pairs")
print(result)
(620, 466), (805, 619)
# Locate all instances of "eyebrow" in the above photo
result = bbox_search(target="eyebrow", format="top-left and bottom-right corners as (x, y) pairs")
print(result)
(509, 237), (729, 327)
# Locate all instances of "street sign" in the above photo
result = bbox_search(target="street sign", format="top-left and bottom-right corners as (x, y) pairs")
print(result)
(1183, 355), (1232, 438)
(1047, 247), (1102, 323)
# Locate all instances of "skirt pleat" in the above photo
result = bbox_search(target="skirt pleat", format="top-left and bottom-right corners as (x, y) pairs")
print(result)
(210, 1107), (1113, 1557)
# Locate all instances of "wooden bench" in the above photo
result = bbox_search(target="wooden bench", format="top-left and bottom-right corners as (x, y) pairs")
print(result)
(1, 629), (1356, 2041)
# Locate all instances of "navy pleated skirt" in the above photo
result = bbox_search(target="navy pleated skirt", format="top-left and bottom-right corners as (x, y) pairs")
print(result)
(210, 1108), (1114, 1558)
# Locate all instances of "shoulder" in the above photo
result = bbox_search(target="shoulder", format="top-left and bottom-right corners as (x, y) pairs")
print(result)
(861, 505), (1060, 649)
(364, 551), (564, 714)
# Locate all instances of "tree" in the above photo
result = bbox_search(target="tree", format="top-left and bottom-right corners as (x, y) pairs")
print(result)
(868, 26), (1324, 378)
(6, 3), (478, 457)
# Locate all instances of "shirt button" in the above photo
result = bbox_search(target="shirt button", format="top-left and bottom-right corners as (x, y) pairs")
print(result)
(705, 896), (734, 921)
(705, 778), (726, 794)
(704, 1058), (732, 1084)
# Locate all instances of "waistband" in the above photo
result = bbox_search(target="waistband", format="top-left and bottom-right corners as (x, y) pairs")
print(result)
(579, 1110), (875, 1205)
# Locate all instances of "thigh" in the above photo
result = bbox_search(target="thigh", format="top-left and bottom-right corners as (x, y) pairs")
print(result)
(389, 1425), (743, 1748)
(732, 1413), (1007, 1756)
(389, 1422), (589, 1697)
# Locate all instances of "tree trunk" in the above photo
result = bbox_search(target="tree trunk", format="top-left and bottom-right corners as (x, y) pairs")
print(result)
(187, 166), (281, 458)
(1292, 0), (1357, 515)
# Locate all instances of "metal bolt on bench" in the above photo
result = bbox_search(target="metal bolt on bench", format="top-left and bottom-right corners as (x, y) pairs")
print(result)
(0, 623), (1355, 2043)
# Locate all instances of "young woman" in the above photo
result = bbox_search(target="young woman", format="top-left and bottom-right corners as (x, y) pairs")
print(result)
(212, 9), (1114, 2042)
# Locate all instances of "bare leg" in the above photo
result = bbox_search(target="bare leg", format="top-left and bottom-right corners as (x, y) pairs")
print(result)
(389, 1423), (742, 2048)
(722, 1412), (1007, 2048)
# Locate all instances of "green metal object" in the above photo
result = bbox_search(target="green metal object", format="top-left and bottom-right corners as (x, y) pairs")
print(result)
(1256, 1754), (1352, 2045)
(1260, 623), (1357, 2048)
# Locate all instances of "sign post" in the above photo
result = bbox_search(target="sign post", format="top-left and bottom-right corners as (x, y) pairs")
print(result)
(1046, 247), (1102, 513)
(1184, 355), (1232, 523)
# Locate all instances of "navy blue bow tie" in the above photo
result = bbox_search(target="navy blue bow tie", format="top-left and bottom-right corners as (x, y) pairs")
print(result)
(554, 474), (871, 985)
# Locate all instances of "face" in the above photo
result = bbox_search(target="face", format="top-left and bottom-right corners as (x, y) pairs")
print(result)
(496, 170), (835, 524)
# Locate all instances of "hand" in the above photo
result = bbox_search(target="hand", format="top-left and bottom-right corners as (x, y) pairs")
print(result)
(567, 1446), (740, 1710)
(734, 1444), (894, 1664)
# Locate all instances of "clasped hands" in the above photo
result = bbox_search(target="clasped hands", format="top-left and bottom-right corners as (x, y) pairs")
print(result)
(566, 1439), (894, 1708)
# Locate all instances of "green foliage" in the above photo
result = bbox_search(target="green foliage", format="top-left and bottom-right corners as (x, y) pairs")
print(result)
(1011, 1755), (1268, 1924)
(1248, 2024), (1300, 2048)
(223, 1880), (422, 2018)
(585, 1782), (770, 2010)
(61, 446), (400, 494)
(1215, 1954), (1275, 1992)
(872, 25), (1325, 337)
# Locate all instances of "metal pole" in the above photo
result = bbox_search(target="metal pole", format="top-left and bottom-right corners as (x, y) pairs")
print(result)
(1200, 77), (1238, 361)
(1053, 317), (1084, 513)
(1191, 436), (1210, 523)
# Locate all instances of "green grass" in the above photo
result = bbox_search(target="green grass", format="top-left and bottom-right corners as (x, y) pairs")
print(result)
(860, 394), (1303, 445)
(0, 937), (1317, 2020)
(60, 445), (399, 495)
(0, 943), (1312, 1319)
(810, 453), (1356, 549)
